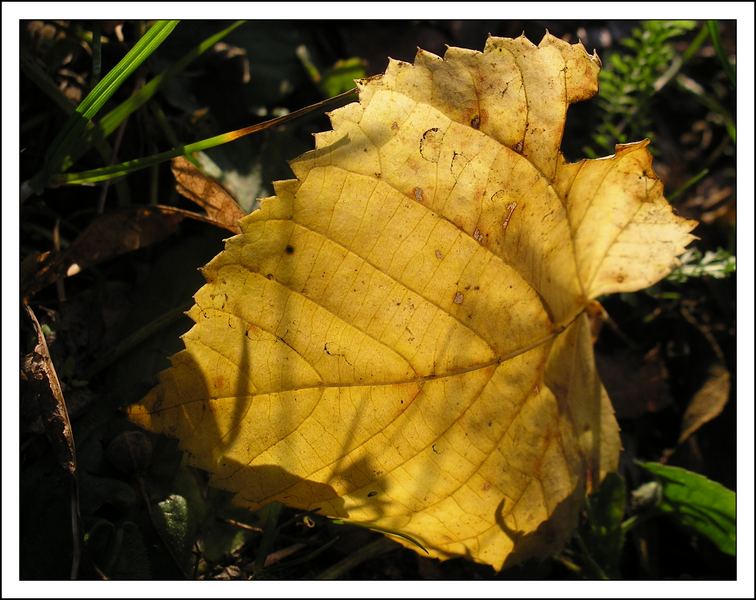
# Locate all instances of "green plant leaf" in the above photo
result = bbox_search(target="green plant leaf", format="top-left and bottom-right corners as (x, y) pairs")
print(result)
(154, 494), (197, 575)
(582, 472), (626, 577)
(200, 491), (258, 563)
(590, 20), (697, 154)
(637, 461), (735, 556)
(318, 57), (367, 98)
(667, 248), (736, 283)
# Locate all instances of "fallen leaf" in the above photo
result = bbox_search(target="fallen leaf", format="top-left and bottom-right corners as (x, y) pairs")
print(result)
(263, 542), (307, 568)
(23, 304), (77, 475)
(678, 362), (730, 446)
(22, 303), (82, 578)
(172, 157), (246, 234)
(596, 345), (672, 419)
(129, 33), (696, 569)
(22, 201), (247, 299)
(22, 207), (183, 298)
(671, 305), (732, 451)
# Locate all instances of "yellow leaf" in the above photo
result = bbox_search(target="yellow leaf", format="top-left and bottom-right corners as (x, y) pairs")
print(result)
(129, 33), (696, 570)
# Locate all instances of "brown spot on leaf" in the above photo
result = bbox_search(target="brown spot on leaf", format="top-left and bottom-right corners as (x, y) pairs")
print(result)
(453, 291), (464, 304)
(420, 127), (442, 162)
(450, 151), (469, 180)
(470, 115), (481, 129)
(414, 187), (424, 202)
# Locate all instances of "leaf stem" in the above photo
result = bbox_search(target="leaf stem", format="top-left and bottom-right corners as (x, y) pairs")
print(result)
(574, 530), (609, 580)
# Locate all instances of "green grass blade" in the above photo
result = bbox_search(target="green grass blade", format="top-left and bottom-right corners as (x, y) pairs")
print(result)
(30, 20), (179, 194)
(667, 168), (709, 202)
(77, 20), (179, 120)
(52, 89), (357, 186)
(98, 20), (245, 139)
(706, 21), (736, 88)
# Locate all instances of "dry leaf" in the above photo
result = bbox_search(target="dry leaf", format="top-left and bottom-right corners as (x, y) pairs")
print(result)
(172, 157), (246, 234)
(129, 33), (696, 569)
(23, 304), (77, 476)
(678, 363), (730, 446)
(596, 345), (672, 419)
(23, 303), (82, 578)
(22, 195), (245, 299)
(22, 207), (183, 298)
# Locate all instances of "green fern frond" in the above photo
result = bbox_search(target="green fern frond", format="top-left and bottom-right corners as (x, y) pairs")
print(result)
(667, 248), (736, 283)
(586, 20), (698, 157)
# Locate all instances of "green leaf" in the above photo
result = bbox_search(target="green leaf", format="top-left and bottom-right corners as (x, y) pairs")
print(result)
(637, 462), (736, 556)
(583, 472), (626, 578)
(198, 487), (259, 564)
(318, 57), (367, 98)
(154, 494), (197, 574)
(151, 465), (207, 574)
(587, 472), (626, 531)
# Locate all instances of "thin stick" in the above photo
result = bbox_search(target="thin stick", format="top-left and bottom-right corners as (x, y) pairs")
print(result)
(315, 537), (397, 580)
